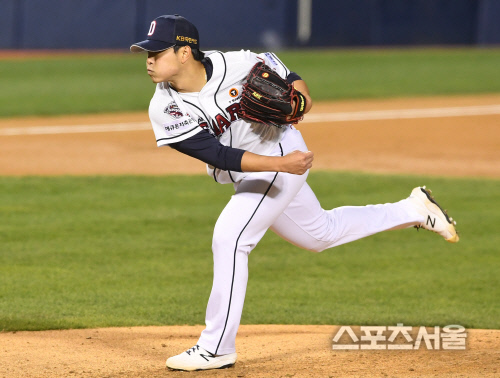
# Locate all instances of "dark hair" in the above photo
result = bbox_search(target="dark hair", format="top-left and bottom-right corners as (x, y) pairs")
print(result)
(174, 45), (205, 61)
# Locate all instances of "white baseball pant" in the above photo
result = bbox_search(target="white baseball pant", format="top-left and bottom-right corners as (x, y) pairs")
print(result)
(197, 127), (423, 355)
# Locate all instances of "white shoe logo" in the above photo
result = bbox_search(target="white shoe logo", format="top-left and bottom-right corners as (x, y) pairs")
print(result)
(427, 215), (436, 228)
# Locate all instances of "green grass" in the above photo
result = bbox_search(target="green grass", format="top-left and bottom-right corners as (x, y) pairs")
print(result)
(278, 48), (500, 100)
(1, 48), (500, 117)
(0, 53), (150, 117)
(1, 172), (498, 331)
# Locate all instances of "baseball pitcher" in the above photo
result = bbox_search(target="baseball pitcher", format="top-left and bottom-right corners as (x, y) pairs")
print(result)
(131, 14), (459, 372)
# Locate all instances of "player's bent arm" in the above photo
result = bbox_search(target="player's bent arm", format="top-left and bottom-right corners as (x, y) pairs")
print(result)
(170, 129), (244, 171)
(169, 129), (313, 175)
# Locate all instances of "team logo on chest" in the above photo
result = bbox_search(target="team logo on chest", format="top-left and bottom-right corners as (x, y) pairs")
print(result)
(229, 88), (239, 98)
(164, 102), (183, 119)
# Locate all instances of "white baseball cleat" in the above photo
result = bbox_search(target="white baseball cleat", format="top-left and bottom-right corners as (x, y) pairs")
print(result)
(166, 344), (237, 371)
(408, 186), (459, 243)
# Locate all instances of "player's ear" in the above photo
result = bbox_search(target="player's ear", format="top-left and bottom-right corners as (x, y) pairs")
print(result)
(179, 45), (192, 64)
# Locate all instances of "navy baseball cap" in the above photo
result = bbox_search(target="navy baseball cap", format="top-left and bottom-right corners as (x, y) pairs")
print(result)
(130, 14), (199, 52)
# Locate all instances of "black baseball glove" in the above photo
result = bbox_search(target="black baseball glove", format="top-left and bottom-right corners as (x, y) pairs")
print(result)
(238, 62), (307, 128)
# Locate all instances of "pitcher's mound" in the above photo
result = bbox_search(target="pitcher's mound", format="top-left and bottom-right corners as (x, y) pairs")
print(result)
(1, 325), (499, 377)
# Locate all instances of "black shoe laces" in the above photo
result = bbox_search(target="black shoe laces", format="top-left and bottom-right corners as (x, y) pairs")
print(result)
(185, 345), (200, 355)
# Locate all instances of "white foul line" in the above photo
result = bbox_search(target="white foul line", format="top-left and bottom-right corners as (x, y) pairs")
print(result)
(0, 122), (151, 136)
(1, 104), (500, 136)
(302, 104), (500, 123)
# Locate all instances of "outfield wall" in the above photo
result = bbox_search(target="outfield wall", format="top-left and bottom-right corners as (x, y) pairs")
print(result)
(0, 0), (499, 50)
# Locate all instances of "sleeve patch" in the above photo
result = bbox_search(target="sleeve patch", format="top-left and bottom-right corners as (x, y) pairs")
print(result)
(162, 116), (196, 133)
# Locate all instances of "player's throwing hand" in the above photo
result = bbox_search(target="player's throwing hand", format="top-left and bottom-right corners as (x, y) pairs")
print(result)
(281, 150), (314, 175)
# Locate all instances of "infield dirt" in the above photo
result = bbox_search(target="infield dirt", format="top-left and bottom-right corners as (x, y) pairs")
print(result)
(1, 326), (499, 377)
(2, 95), (500, 178)
(1, 95), (499, 377)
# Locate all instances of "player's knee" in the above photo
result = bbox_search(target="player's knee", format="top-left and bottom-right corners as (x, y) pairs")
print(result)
(212, 227), (254, 256)
(212, 233), (227, 252)
(212, 238), (252, 257)
(212, 229), (237, 253)
(307, 244), (327, 253)
(291, 240), (328, 253)
(304, 236), (339, 252)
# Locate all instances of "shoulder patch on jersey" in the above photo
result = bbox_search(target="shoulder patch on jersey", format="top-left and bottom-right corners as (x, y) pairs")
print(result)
(264, 52), (278, 68)
(164, 101), (183, 119)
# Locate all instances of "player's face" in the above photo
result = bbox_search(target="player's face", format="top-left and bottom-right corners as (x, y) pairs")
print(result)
(146, 47), (181, 83)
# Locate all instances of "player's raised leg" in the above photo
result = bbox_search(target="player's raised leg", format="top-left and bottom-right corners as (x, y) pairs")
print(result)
(270, 184), (458, 252)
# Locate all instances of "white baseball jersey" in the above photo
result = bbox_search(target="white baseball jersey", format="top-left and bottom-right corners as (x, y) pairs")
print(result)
(148, 50), (291, 183)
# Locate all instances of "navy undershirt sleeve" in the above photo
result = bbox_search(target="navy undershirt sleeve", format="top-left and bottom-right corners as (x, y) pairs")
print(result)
(170, 129), (246, 172)
(287, 71), (302, 84)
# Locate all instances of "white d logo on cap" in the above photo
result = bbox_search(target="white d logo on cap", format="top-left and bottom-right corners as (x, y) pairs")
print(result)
(148, 21), (156, 36)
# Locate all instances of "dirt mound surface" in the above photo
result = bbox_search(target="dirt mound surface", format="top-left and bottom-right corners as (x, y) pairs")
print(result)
(1, 325), (498, 377)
